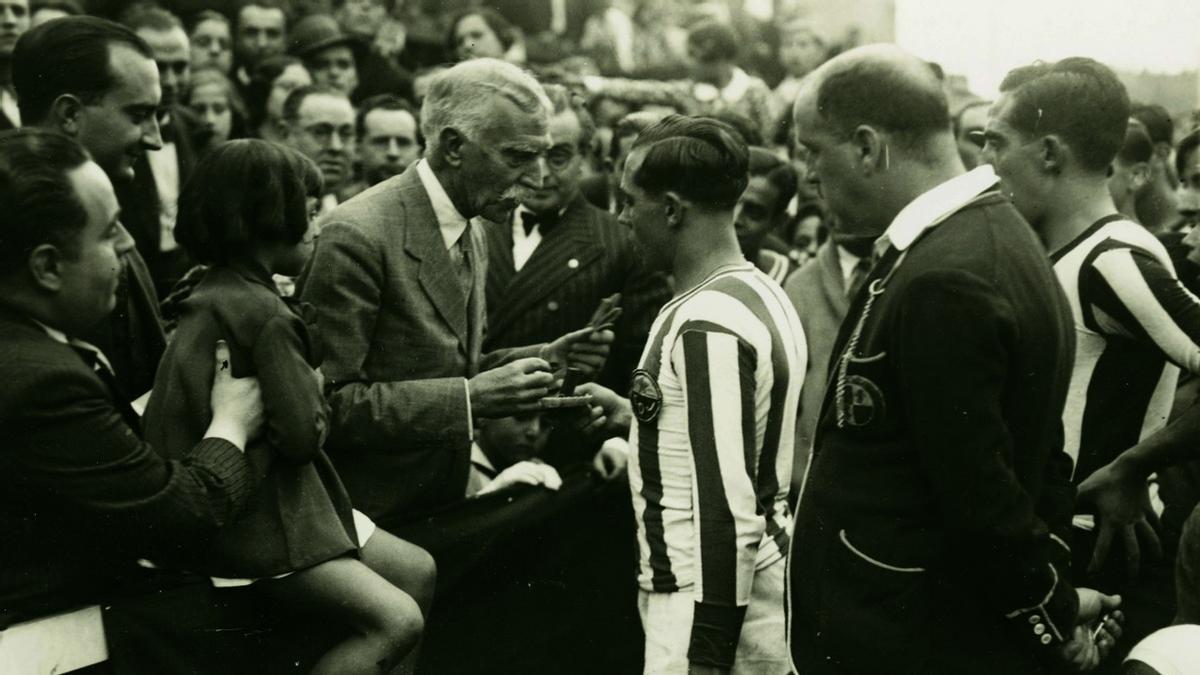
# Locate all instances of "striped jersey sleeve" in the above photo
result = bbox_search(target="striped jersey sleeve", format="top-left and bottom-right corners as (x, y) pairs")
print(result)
(1083, 241), (1200, 374)
(673, 325), (763, 664)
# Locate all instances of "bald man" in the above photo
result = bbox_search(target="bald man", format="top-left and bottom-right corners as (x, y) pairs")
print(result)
(787, 46), (1120, 673)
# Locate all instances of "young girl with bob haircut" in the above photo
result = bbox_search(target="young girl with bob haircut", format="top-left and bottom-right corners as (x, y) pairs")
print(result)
(143, 139), (435, 675)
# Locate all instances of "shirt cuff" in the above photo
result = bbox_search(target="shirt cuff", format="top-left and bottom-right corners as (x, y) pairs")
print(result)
(463, 378), (474, 441)
(688, 601), (748, 669)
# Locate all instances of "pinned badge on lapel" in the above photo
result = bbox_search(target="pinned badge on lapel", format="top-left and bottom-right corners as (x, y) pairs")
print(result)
(567, 258), (580, 269)
(629, 369), (662, 423)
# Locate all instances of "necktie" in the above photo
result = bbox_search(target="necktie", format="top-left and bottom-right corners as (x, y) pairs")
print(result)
(71, 342), (142, 432)
(449, 225), (473, 301)
(846, 256), (871, 300)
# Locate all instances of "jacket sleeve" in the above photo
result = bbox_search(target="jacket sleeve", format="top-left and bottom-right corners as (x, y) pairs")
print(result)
(251, 313), (329, 463)
(298, 220), (471, 454)
(895, 269), (1079, 655)
(11, 366), (253, 552)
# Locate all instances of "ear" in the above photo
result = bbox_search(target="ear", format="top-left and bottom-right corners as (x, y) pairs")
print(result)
(850, 125), (885, 174)
(662, 191), (684, 228)
(1040, 135), (1066, 175)
(439, 127), (466, 167)
(49, 94), (84, 136)
(27, 243), (66, 293)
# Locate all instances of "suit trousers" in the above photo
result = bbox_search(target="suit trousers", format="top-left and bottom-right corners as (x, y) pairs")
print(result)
(637, 557), (789, 675)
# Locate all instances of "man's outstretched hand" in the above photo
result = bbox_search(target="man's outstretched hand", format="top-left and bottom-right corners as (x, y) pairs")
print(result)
(1077, 456), (1162, 578)
(541, 327), (615, 380)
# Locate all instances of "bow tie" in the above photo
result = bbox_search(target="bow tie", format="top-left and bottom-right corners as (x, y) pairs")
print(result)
(520, 209), (560, 235)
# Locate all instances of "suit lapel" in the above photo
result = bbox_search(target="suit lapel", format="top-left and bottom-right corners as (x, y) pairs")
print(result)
(488, 198), (603, 338)
(401, 171), (469, 349)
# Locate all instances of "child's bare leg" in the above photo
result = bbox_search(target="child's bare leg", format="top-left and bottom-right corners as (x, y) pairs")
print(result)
(359, 529), (437, 675)
(360, 528), (437, 617)
(258, 557), (423, 675)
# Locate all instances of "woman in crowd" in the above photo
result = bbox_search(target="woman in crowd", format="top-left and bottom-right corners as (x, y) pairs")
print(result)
(245, 55), (313, 143)
(142, 140), (435, 675)
(446, 7), (524, 63)
(185, 67), (246, 152)
(186, 10), (233, 76)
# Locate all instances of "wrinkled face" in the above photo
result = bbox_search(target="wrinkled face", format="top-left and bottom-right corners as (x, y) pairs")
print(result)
(779, 25), (823, 78)
(734, 175), (784, 257)
(60, 161), (134, 329)
(618, 147), (672, 271)
(335, 0), (386, 39)
(0, 0), (29, 58)
(478, 413), (550, 468)
(454, 14), (505, 61)
(981, 93), (1048, 229)
(188, 81), (233, 144)
(139, 27), (190, 108)
(458, 96), (549, 222)
(360, 107), (419, 184)
(521, 109), (585, 215)
(235, 5), (285, 68)
(286, 92), (356, 191)
(190, 18), (233, 74)
(308, 45), (358, 96)
(792, 88), (878, 238)
(955, 104), (988, 170)
(77, 45), (163, 183)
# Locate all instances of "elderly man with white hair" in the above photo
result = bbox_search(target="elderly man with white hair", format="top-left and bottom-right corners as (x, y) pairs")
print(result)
(298, 58), (613, 523)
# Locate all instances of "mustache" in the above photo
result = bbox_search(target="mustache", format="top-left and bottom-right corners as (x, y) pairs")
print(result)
(500, 183), (536, 204)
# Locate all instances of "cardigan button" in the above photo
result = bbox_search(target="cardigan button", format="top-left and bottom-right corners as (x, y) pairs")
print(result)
(547, 301), (559, 312)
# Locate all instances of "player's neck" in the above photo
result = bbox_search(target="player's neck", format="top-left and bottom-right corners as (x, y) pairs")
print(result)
(673, 228), (747, 296)
(1040, 180), (1120, 253)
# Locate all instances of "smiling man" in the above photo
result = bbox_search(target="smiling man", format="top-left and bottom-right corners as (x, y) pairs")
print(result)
(298, 59), (613, 522)
(14, 16), (167, 400)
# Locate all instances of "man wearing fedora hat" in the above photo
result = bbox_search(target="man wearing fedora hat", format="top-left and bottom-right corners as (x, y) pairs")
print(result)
(288, 12), (410, 106)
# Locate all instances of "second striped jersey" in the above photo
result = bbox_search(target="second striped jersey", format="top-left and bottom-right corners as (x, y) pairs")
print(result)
(627, 262), (806, 616)
(1053, 214), (1200, 483)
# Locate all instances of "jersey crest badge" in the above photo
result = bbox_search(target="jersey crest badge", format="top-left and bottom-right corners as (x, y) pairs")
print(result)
(629, 369), (662, 423)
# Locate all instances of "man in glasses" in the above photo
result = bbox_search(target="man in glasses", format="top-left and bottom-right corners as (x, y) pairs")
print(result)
(279, 84), (363, 214)
(483, 83), (669, 391)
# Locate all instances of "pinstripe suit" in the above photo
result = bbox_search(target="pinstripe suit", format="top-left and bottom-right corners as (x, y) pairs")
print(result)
(483, 194), (671, 390)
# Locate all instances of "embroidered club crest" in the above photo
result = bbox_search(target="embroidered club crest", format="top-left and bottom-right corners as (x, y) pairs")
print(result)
(843, 375), (885, 428)
(629, 369), (662, 423)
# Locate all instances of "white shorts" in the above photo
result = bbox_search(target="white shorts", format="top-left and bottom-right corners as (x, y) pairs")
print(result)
(638, 557), (789, 675)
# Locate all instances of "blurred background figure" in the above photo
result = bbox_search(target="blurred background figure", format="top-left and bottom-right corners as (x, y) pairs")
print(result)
(278, 84), (361, 213)
(245, 53), (310, 142)
(465, 413), (561, 497)
(1109, 119), (1155, 223)
(953, 99), (990, 170)
(448, 7), (523, 63)
(28, 0), (77, 26)
(356, 93), (420, 186)
(186, 9), (232, 76)
(186, 66), (246, 151)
